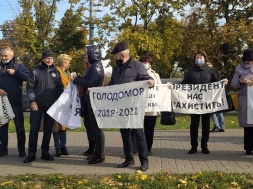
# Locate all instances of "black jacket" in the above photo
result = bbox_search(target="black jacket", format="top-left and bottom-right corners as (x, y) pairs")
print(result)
(181, 64), (219, 84)
(0, 58), (30, 106)
(73, 46), (104, 102)
(27, 61), (63, 106)
(109, 57), (152, 85)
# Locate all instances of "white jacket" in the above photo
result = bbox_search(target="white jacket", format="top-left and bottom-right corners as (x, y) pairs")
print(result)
(146, 68), (161, 116)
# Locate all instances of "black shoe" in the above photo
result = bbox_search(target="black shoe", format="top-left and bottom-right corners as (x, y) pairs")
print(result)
(0, 151), (8, 157)
(61, 147), (69, 155)
(219, 129), (225, 132)
(55, 148), (61, 157)
(246, 151), (253, 155)
(88, 155), (105, 164)
(19, 152), (26, 157)
(87, 154), (95, 161)
(41, 153), (54, 161)
(188, 148), (197, 154)
(140, 162), (149, 171)
(202, 147), (210, 154)
(117, 160), (135, 168)
(83, 149), (94, 156)
(24, 155), (36, 163)
(210, 127), (220, 132)
(148, 151), (153, 156)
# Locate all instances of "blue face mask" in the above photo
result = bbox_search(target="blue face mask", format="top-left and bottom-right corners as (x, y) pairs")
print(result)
(144, 64), (150, 70)
(195, 59), (205, 66)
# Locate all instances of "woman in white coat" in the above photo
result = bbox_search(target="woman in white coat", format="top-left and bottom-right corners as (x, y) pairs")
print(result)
(140, 56), (161, 156)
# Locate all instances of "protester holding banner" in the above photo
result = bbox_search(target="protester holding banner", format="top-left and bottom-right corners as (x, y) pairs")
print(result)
(0, 46), (30, 158)
(52, 54), (72, 157)
(79, 55), (96, 157)
(72, 45), (105, 164)
(110, 41), (154, 171)
(181, 50), (219, 155)
(231, 48), (253, 155)
(24, 50), (64, 163)
(138, 55), (161, 156)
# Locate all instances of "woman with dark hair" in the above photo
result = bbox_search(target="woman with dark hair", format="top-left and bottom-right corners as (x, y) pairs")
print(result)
(181, 50), (219, 154)
(133, 56), (161, 156)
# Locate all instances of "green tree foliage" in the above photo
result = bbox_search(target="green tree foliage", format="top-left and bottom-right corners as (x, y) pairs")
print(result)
(51, 1), (89, 74)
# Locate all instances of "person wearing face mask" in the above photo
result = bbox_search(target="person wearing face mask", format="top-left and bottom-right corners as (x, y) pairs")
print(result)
(231, 48), (253, 155)
(181, 50), (219, 155)
(0, 46), (30, 158)
(133, 56), (161, 156)
(109, 41), (154, 171)
(24, 50), (64, 163)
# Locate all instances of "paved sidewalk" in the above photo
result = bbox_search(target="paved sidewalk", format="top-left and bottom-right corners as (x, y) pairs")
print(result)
(1, 129), (253, 176)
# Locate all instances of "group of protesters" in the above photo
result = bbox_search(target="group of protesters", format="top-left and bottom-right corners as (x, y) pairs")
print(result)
(0, 42), (253, 172)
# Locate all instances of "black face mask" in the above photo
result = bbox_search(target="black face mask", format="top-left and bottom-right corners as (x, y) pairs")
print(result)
(116, 59), (123, 66)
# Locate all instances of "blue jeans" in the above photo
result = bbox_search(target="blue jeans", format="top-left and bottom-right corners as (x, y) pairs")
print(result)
(211, 113), (224, 129)
(28, 106), (54, 155)
(53, 130), (67, 149)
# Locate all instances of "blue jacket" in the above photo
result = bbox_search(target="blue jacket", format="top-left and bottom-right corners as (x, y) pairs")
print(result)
(0, 58), (30, 106)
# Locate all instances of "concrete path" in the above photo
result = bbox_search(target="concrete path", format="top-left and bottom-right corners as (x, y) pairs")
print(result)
(0, 129), (252, 176)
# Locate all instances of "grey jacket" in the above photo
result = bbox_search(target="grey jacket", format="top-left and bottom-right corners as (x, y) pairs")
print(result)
(231, 62), (253, 127)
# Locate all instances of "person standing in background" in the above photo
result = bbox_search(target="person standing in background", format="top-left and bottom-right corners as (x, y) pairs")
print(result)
(0, 46), (30, 157)
(206, 62), (225, 133)
(139, 55), (161, 156)
(231, 48), (253, 155)
(53, 54), (72, 157)
(24, 50), (63, 163)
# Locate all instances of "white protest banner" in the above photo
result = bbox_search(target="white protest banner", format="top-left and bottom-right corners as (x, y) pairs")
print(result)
(47, 82), (82, 129)
(89, 80), (149, 129)
(145, 84), (172, 112)
(247, 86), (253, 124)
(0, 96), (15, 126)
(171, 79), (228, 114)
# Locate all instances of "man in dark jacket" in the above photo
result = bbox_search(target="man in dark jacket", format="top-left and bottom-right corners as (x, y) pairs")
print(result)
(110, 41), (154, 171)
(72, 45), (105, 164)
(24, 50), (64, 163)
(0, 46), (30, 157)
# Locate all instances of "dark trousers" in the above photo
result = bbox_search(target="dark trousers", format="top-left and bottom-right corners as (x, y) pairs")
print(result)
(144, 116), (157, 151)
(83, 102), (95, 143)
(190, 114), (210, 149)
(28, 106), (54, 155)
(87, 101), (104, 157)
(244, 127), (253, 152)
(0, 105), (26, 154)
(120, 128), (148, 164)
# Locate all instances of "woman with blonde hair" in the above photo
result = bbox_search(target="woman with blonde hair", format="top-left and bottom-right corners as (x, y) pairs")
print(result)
(53, 54), (72, 156)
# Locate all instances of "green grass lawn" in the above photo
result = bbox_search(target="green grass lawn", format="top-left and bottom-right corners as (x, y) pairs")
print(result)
(8, 113), (240, 133)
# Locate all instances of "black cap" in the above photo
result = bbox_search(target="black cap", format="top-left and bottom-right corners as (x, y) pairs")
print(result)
(41, 50), (53, 60)
(242, 49), (253, 61)
(111, 41), (128, 54)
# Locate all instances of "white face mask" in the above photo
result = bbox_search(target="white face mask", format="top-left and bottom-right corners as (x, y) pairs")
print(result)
(195, 59), (205, 66)
(144, 64), (150, 70)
